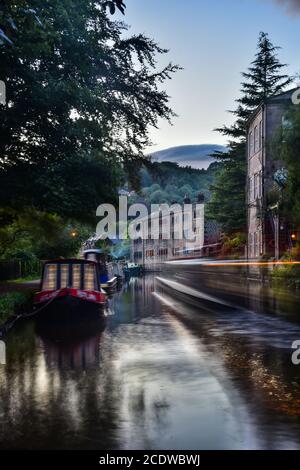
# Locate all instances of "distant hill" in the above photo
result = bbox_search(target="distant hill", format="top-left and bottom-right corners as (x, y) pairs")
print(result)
(149, 144), (227, 169)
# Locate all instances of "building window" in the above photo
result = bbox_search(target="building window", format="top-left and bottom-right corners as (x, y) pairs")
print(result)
(252, 172), (262, 200)
(158, 248), (168, 257)
(254, 174), (257, 200)
(254, 125), (259, 153)
(249, 131), (254, 156)
(254, 232), (260, 258)
(249, 177), (254, 202)
(249, 233), (253, 258)
(258, 172), (262, 198)
(259, 120), (262, 149)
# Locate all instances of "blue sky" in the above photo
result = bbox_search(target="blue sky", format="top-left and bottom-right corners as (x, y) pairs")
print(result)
(119, 0), (300, 152)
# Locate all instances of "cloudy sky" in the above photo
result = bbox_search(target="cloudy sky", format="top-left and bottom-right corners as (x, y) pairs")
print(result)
(120, 0), (300, 152)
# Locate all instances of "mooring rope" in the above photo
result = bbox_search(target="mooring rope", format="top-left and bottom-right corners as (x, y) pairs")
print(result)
(0, 296), (57, 339)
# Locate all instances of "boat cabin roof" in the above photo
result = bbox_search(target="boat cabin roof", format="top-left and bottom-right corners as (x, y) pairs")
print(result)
(44, 258), (98, 265)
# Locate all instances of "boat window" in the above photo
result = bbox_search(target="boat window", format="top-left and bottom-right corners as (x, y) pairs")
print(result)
(60, 264), (70, 288)
(42, 264), (57, 290)
(84, 264), (96, 291)
(72, 264), (81, 289)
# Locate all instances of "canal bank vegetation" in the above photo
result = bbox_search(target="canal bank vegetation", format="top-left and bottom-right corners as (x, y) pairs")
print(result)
(0, 208), (91, 271)
(272, 100), (300, 231)
(272, 246), (300, 289)
(0, 291), (32, 324)
(219, 233), (247, 259)
(272, 263), (300, 289)
(270, 95), (300, 287)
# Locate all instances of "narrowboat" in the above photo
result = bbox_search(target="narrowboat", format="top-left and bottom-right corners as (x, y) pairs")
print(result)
(123, 262), (142, 278)
(83, 249), (118, 292)
(33, 259), (107, 321)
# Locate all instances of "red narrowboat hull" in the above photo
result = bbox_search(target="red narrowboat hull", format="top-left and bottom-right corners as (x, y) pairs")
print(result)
(34, 288), (106, 306)
(33, 288), (107, 323)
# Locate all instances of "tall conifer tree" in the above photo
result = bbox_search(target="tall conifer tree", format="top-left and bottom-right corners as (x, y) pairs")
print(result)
(209, 32), (292, 234)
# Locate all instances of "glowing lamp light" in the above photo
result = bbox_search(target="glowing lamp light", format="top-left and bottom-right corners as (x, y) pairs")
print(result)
(291, 233), (297, 241)
(71, 231), (78, 238)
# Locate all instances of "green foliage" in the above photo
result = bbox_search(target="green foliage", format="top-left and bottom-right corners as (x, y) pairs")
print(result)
(0, 155), (122, 222)
(272, 104), (300, 226)
(272, 264), (300, 289)
(130, 161), (219, 207)
(210, 32), (292, 235)
(104, 1), (126, 15)
(270, 245), (300, 288)
(220, 232), (247, 258)
(149, 190), (169, 205)
(0, 208), (90, 260)
(216, 32), (292, 143)
(0, 292), (29, 322)
(0, 1), (180, 260)
(208, 146), (246, 233)
(0, 0), (179, 212)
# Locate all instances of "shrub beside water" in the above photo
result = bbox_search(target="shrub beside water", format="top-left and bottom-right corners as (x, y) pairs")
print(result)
(220, 233), (246, 259)
(0, 292), (30, 323)
(271, 245), (300, 289)
(272, 264), (300, 289)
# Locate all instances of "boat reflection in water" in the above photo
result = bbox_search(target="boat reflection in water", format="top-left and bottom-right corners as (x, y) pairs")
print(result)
(36, 317), (107, 370)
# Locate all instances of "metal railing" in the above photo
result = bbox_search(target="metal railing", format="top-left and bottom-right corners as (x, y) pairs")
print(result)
(0, 259), (41, 282)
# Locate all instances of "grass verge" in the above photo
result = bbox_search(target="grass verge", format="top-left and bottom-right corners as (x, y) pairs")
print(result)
(12, 275), (39, 284)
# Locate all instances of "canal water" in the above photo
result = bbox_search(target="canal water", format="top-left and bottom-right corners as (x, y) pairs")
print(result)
(1, 275), (300, 450)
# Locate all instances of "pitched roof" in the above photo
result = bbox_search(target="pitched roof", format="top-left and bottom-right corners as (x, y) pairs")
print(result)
(247, 86), (299, 125)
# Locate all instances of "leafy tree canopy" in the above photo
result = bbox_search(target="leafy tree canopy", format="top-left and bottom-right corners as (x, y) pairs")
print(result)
(0, 207), (90, 259)
(0, 0), (179, 213)
(129, 161), (219, 208)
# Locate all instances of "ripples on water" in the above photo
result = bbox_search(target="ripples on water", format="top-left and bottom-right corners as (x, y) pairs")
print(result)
(0, 275), (300, 449)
